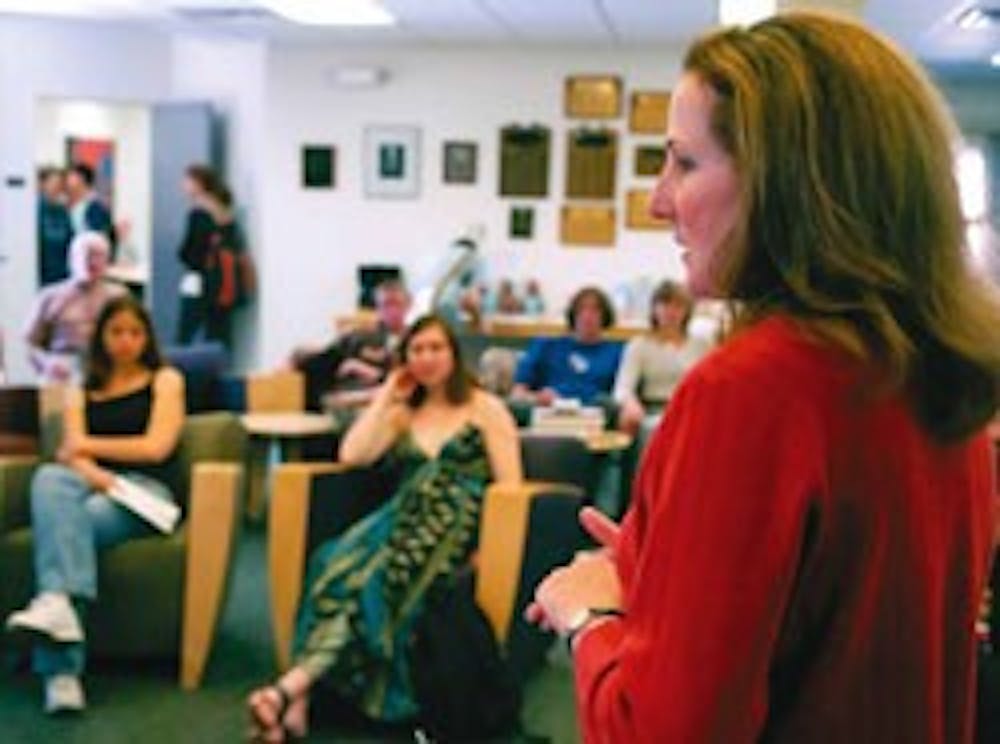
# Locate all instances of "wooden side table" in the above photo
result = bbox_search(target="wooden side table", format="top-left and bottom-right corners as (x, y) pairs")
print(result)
(240, 412), (337, 521)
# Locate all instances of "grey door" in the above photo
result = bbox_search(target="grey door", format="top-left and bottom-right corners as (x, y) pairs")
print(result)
(150, 103), (223, 344)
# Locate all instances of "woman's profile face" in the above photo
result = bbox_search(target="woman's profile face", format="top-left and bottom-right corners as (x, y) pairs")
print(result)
(650, 73), (742, 298)
(102, 309), (148, 367)
(405, 324), (455, 390)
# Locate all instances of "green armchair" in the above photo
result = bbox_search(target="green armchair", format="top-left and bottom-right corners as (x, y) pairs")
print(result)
(0, 412), (245, 689)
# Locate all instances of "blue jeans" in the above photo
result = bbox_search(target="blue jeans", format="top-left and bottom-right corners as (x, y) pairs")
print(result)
(28, 463), (174, 678)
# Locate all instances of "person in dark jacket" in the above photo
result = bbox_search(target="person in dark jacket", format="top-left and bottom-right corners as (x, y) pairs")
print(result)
(65, 163), (116, 259)
(175, 164), (245, 348)
(37, 166), (73, 286)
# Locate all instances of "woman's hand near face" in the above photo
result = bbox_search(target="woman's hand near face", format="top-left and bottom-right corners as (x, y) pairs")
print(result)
(381, 367), (417, 404)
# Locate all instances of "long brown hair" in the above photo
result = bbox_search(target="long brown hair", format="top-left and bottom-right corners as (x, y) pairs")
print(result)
(683, 11), (1000, 441)
(84, 295), (163, 391)
(398, 314), (477, 408)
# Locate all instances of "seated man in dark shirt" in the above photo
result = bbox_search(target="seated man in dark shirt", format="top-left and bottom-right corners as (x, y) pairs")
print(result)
(511, 286), (623, 407)
(291, 280), (410, 412)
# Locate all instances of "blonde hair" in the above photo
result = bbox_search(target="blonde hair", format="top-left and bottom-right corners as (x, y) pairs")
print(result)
(684, 11), (1000, 441)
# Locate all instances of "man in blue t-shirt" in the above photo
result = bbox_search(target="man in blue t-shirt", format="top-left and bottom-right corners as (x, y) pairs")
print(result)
(512, 286), (622, 405)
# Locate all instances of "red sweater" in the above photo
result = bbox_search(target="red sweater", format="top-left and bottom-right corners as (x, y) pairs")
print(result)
(575, 316), (995, 743)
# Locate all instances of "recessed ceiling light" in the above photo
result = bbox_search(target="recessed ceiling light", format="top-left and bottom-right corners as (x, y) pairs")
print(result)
(991, 51), (1000, 67)
(718, 0), (776, 26)
(258, 0), (395, 27)
(955, 6), (1000, 31)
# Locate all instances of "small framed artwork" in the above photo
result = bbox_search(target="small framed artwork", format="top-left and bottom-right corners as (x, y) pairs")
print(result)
(301, 145), (335, 188)
(635, 145), (666, 177)
(626, 189), (671, 231)
(560, 205), (616, 247)
(629, 90), (670, 134)
(363, 125), (421, 199)
(443, 141), (477, 184)
(565, 75), (622, 119)
(510, 206), (534, 239)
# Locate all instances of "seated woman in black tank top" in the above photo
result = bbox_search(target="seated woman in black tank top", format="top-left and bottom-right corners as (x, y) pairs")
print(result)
(4, 295), (185, 715)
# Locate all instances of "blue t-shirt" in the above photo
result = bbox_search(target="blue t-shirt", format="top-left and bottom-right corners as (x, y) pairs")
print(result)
(514, 336), (623, 404)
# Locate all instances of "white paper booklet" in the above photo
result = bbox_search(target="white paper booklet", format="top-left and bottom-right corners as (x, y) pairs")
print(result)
(106, 477), (181, 534)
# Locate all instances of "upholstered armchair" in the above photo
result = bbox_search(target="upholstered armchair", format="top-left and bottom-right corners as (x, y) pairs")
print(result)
(0, 412), (245, 689)
(266, 435), (592, 679)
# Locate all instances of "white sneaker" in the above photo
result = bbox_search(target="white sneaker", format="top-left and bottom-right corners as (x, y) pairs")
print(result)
(5, 592), (84, 643)
(44, 674), (86, 715)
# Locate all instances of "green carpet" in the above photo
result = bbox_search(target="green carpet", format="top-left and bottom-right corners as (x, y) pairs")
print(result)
(0, 528), (579, 743)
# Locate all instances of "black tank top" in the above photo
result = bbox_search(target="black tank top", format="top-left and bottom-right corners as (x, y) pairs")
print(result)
(85, 381), (182, 497)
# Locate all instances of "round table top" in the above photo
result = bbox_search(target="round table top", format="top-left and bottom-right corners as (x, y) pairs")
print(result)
(240, 412), (337, 438)
(584, 430), (633, 454)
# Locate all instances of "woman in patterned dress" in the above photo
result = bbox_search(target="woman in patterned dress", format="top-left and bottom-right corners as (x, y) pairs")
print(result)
(248, 314), (522, 741)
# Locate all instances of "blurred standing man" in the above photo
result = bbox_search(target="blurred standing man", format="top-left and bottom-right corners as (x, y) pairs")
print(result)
(65, 163), (116, 260)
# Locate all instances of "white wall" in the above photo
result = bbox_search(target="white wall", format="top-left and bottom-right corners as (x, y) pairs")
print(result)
(0, 17), (173, 382)
(258, 44), (688, 366)
(170, 35), (269, 372)
(34, 98), (152, 269)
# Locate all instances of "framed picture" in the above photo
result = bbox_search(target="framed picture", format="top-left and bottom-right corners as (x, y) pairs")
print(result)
(560, 205), (616, 247)
(66, 137), (115, 208)
(301, 145), (335, 188)
(363, 125), (421, 199)
(629, 91), (670, 134)
(635, 145), (666, 177)
(510, 206), (534, 239)
(564, 75), (622, 119)
(443, 141), (477, 184)
(626, 189), (671, 230)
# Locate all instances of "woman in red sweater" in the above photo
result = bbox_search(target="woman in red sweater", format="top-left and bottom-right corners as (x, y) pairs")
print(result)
(528, 12), (1000, 743)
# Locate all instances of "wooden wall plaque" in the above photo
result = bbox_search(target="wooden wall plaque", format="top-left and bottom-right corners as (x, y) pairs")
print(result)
(629, 91), (670, 134)
(565, 75), (622, 119)
(561, 205), (616, 247)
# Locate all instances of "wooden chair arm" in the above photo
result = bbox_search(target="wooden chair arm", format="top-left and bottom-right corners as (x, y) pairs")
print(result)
(269, 461), (355, 670)
(476, 481), (583, 644)
(246, 370), (306, 413)
(181, 461), (243, 689)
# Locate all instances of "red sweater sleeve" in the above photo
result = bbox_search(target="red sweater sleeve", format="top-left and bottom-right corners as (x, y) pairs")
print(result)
(574, 364), (825, 743)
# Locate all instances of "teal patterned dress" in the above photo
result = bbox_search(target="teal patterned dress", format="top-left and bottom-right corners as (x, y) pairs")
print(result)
(292, 423), (491, 722)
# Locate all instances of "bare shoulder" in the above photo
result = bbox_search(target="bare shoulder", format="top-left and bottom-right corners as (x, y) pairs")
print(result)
(153, 366), (185, 392)
(470, 389), (515, 429)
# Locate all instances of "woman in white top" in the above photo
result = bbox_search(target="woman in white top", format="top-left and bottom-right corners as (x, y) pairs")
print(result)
(613, 280), (707, 435)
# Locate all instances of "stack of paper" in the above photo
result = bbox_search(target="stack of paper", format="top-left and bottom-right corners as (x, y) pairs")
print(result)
(106, 477), (181, 534)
